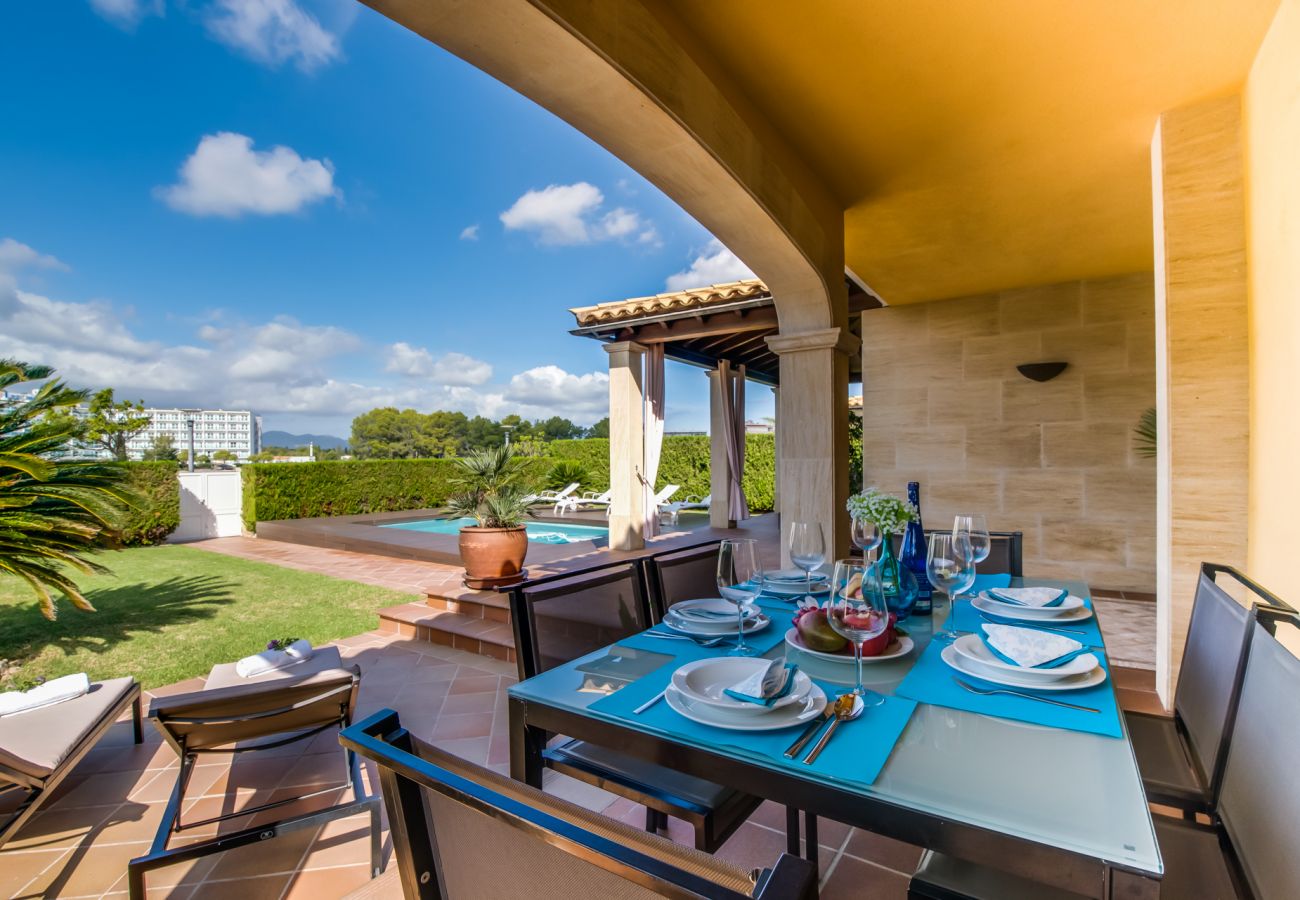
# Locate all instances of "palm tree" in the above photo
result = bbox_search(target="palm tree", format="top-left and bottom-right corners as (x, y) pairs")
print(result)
(0, 360), (134, 619)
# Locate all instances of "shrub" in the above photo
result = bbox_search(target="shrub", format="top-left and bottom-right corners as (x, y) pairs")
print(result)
(118, 461), (181, 546)
(242, 458), (550, 530)
(544, 459), (589, 492)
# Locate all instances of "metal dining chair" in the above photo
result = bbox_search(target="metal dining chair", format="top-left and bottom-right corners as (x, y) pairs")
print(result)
(505, 561), (766, 853)
(642, 541), (725, 622)
(888, 531), (1023, 576)
(340, 709), (818, 899)
(1125, 563), (1289, 815)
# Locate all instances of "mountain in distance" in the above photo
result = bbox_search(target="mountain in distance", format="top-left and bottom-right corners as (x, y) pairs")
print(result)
(261, 431), (349, 451)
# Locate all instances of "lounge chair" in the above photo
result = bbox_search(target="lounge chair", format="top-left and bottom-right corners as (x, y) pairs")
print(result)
(524, 482), (580, 509)
(126, 647), (381, 899)
(560, 488), (612, 515)
(651, 483), (681, 522)
(340, 708), (818, 899)
(661, 493), (711, 524)
(0, 677), (142, 849)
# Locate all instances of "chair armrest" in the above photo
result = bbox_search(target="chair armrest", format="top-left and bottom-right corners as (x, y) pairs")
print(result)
(753, 853), (818, 899)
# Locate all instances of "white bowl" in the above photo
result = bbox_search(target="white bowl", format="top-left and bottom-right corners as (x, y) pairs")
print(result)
(670, 657), (811, 715)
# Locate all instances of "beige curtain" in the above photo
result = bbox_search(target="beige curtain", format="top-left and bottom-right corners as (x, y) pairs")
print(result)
(717, 360), (749, 522)
(643, 344), (665, 537)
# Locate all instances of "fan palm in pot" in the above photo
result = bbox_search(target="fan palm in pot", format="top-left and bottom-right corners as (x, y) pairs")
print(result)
(446, 445), (533, 588)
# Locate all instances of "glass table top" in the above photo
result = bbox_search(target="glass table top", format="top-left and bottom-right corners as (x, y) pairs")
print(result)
(508, 578), (1162, 876)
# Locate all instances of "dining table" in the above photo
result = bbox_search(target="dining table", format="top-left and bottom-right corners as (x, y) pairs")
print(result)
(506, 577), (1163, 898)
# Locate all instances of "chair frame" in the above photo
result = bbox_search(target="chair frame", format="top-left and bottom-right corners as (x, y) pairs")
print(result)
(126, 666), (381, 899)
(341, 708), (818, 899)
(0, 680), (142, 850)
(1126, 563), (1293, 815)
(887, 530), (1023, 577)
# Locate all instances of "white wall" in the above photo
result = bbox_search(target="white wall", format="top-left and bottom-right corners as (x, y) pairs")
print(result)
(170, 471), (243, 542)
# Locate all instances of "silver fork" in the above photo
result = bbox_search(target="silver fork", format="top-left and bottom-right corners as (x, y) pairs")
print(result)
(952, 677), (1100, 713)
(643, 631), (732, 647)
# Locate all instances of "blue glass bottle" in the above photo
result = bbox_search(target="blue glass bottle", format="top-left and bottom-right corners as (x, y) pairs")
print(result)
(899, 481), (932, 615)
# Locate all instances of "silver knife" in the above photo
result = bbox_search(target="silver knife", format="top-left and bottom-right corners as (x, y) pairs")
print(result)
(783, 700), (837, 758)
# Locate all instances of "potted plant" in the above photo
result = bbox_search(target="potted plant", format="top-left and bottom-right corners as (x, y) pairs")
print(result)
(447, 445), (533, 589)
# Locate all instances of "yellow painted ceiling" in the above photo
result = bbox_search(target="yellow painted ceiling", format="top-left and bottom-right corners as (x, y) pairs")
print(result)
(658, 0), (1279, 304)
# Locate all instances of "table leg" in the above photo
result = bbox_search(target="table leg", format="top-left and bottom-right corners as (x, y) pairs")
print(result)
(1107, 867), (1160, 900)
(509, 697), (544, 788)
(785, 806), (800, 855)
(804, 812), (819, 878)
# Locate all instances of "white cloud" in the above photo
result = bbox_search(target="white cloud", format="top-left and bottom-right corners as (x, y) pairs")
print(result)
(156, 132), (339, 218)
(459, 224), (480, 241)
(88, 0), (163, 30)
(0, 238), (69, 274)
(385, 344), (493, 386)
(665, 238), (756, 291)
(499, 182), (657, 247)
(503, 365), (609, 419)
(201, 0), (342, 72)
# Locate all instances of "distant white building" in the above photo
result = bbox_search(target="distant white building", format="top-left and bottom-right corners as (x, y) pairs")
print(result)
(126, 409), (262, 461)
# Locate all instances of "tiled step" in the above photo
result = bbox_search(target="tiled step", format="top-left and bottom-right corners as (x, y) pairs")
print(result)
(378, 601), (515, 664)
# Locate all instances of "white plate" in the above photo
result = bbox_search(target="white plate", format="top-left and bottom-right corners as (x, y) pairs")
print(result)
(665, 683), (828, 731)
(669, 598), (758, 623)
(783, 628), (913, 664)
(977, 591), (1085, 615)
(662, 610), (771, 637)
(670, 657), (812, 715)
(972, 595), (1094, 624)
(952, 634), (1097, 680)
(761, 579), (830, 597)
(764, 568), (826, 582)
(941, 644), (1108, 692)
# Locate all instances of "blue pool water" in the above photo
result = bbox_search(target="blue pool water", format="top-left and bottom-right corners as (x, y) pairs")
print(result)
(381, 516), (607, 545)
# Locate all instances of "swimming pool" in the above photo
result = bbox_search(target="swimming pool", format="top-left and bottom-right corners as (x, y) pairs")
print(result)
(380, 516), (608, 545)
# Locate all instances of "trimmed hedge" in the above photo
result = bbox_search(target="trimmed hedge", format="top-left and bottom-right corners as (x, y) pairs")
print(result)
(240, 435), (778, 530)
(241, 458), (551, 530)
(119, 462), (181, 546)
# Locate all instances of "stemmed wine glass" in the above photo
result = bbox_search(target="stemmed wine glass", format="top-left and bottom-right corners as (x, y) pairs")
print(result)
(788, 521), (826, 602)
(717, 538), (763, 656)
(851, 517), (883, 563)
(827, 559), (887, 707)
(927, 532), (976, 642)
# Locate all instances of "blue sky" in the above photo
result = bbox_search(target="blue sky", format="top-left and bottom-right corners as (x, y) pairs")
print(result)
(0, 0), (770, 436)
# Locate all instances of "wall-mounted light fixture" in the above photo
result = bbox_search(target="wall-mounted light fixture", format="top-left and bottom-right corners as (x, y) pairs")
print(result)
(1016, 361), (1069, 382)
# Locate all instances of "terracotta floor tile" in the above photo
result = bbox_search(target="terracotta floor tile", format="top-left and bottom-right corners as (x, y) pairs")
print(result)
(1, 802), (122, 852)
(205, 822), (321, 881)
(843, 828), (924, 874)
(439, 689), (500, 715)
(21, 839), (151, 898)
(820, 854), (911, 899)
(448, 674), (501, 695)
(187, 872), (293, 899)
(749, 801), (849, 851)
(282, 863), (375, 899)
(429, 736), (491, 765)
(714, 822), (834, 875)
(0, 847), (69, 897)
(297, 813), (381, 871)
(430, 711), (494, 740)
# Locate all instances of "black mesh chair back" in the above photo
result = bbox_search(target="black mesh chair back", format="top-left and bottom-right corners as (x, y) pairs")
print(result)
(888, 531), (1022, 576)
(516, 563), (650, 678)
(1215, 610), (1300, 899)
(644, 542), (723, 622)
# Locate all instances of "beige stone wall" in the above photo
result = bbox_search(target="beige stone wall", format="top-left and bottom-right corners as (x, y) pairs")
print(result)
(860, 274), (1156, 593)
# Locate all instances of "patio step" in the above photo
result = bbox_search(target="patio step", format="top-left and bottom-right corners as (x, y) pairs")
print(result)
(377, 597), (515, 664)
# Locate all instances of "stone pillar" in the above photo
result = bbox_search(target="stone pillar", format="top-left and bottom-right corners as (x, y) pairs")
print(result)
(766, 327), (858, 564)
(770, 386), (780, 514)
(1151, 96), (1250, 705)
(707, 369), (735, 529)
(605, 341), (647, 550)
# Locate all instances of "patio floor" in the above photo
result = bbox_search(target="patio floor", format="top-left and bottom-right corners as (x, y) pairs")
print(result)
(0, 626), (1162, 899)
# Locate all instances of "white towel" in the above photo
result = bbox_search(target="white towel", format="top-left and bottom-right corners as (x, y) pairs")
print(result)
(0, 672), (91, 717)
(981, 625), (1083, 668)
(235, 640), (314, 678)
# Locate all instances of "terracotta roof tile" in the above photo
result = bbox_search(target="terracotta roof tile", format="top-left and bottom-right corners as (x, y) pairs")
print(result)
(570, 279), (769, 327)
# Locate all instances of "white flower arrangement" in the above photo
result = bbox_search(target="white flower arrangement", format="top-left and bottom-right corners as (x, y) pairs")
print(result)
(846, 487), (918, 536)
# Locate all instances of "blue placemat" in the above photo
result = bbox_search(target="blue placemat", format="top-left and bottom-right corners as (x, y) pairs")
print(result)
(948, 589), (1103, 648)
(589, 663), (916, 790)
(619, 604), (796, 657)
(894, 640), (1122, 738)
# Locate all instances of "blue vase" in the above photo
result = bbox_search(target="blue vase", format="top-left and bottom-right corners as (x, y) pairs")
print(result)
(870, 536), (918, 620)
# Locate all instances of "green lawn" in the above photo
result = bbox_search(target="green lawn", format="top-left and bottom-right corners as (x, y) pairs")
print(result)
(0, 545), (419, 689)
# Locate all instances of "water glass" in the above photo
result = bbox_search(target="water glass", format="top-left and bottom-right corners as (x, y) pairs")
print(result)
(953, 514), (992, 566)
(850, 516), (883, 562)
(827, 559), (887, 706)
(788, 521), (826, 601)
(717, 538), (763, 656)
(927, 532), (976, 642)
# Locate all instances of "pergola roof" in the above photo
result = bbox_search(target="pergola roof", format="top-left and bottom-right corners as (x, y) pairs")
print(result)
(570, 278), (880, 386)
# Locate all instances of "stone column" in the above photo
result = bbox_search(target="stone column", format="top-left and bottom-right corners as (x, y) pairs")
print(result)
(1151, 96), (1249, 705)
(766, 327), (858, 564)
(770, 386), (780, 514)
(605, 341), (646, 550)
(707, 369), (735, 529)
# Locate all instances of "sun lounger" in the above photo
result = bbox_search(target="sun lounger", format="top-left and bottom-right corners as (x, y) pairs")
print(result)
(661, 493), (711, 524)
(126, 647), (380, 899)
(0, 677), (141, 849)
(560, 488), (612, 514)
(524, 482), (580, 509)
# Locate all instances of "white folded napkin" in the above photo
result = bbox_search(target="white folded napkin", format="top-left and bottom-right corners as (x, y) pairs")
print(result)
(0, 672), (91, 717)
(987, 586), (1068, 608)
(722, 658), (798, 706)
(980, 624), (1084, 668)
(235, 639), (314, 678)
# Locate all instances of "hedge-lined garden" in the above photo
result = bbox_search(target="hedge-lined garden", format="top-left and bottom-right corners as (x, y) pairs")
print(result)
(240, 434), (777, 530)
(119, 461), (181, 546)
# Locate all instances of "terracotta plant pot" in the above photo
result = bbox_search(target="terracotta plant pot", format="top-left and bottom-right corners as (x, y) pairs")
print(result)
(459, 526), (529, 589)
